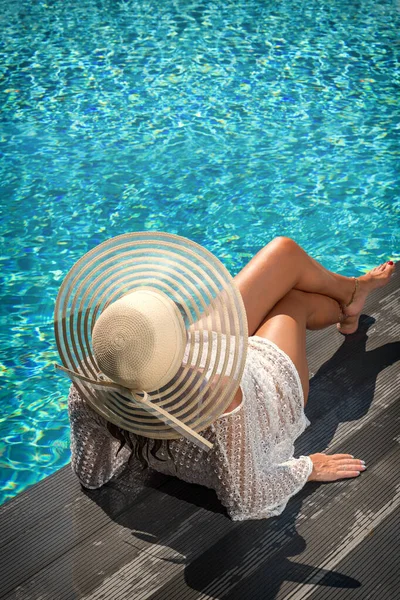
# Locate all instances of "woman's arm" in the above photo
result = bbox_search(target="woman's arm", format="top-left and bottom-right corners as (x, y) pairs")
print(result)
(68, 384), (132, 489)
(212, 412), (314, 521)
(229, 454), (314, 521)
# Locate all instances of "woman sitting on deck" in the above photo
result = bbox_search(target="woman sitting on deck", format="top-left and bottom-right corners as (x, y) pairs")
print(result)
(54, 233), (395, 521)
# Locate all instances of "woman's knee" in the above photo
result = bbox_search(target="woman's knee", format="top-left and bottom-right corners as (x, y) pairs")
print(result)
(266, 236), (300, 257)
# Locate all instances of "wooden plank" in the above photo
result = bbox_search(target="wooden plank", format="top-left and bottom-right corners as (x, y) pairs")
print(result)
(0, 464), (169, 596)
(2, 480), (227, 600)
(304, 509), (400, 599)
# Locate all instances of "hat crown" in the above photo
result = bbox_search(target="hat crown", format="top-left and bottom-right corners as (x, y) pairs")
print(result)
(92, 290), (186, 391)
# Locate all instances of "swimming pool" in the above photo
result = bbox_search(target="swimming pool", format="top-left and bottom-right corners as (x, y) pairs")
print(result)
(1, 0), (399, 505)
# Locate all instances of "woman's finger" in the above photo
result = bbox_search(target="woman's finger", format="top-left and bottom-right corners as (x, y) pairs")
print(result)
(337, 465), (362, 475)
(331, 454), (357, 460)
(336, 462), (365, 474)
(336, 459), (365, 467)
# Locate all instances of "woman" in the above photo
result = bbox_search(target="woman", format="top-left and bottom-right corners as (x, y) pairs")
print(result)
(56, 233), (395, 521)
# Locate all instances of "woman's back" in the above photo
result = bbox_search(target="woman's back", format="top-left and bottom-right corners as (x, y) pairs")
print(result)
(68, 336), (313, 521)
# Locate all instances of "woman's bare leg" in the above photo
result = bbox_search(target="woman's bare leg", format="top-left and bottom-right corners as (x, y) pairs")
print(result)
(254, 289), (342, 405)
(249, 288), (367, 481)
(235, 237), (395, 336)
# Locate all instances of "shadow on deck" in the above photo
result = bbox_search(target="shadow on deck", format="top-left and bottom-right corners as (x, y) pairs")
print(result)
(1, 268), (399, 600)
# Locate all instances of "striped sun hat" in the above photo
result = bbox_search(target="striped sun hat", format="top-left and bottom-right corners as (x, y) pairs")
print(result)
(54, 232), (248, 451)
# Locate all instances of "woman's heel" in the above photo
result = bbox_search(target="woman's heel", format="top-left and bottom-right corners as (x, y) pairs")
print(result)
(337, 314), (360, 335)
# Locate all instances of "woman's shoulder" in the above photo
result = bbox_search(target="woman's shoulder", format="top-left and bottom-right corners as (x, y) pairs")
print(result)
(67, 384), (111, 430)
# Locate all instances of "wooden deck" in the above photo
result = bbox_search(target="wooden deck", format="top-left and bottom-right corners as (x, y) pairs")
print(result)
(1, 267), (399, 600)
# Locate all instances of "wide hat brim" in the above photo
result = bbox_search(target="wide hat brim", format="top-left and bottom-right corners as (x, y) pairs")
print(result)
(54, 232), (248, 451)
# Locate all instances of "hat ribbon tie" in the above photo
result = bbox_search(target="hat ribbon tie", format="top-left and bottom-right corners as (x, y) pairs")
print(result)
(55, 364), (213, 452)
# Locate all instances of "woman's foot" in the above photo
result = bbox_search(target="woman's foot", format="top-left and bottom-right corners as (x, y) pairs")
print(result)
(337, 261), (395, 335)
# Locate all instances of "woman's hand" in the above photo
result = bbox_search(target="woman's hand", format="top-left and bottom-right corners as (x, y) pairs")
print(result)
(308, 453), (366, 482)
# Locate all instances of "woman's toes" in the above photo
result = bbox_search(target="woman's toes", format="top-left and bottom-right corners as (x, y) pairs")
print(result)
(367, 262), (394, 285)
(384, 262), (395, 278)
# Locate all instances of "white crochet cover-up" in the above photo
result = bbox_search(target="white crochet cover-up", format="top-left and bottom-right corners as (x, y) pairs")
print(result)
(68, 335), (313, 521)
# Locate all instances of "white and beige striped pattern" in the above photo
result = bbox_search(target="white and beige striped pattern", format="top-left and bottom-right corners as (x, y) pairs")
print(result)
(54, 232), (248, 451)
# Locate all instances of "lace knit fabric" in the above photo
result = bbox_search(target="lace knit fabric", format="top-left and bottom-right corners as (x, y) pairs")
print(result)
(68, 335), (313, 521)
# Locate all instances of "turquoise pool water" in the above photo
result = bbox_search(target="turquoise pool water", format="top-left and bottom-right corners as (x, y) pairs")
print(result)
(0, 0), (399, 505)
